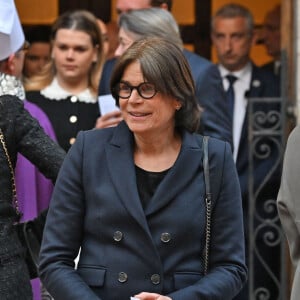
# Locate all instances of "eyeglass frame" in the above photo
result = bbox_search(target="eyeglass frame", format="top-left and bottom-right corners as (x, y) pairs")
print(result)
(114, 81), (158, 100)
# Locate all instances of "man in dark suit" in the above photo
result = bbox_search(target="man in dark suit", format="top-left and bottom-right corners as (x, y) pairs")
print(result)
(211, 3), (281, 299)
(97, 0), (233, 146)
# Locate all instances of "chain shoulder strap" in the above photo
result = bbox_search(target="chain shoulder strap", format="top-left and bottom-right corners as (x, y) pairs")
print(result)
(0, 128), (21, 216)
(203, 136), (211, 275)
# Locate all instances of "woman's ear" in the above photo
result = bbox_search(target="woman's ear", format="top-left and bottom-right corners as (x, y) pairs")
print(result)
(174, 100), (182, 111)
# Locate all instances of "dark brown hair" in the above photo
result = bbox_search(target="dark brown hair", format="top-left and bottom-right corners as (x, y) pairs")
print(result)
(110, 37), (201, 133)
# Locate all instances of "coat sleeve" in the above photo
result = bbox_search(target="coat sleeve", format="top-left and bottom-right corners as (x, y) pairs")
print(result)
(277, 126), (300, 268)
(3, 95), (65, 182)
(39, 131), (101, 300)
(169, 140), (247, 300)
(196, 64), (233, 149)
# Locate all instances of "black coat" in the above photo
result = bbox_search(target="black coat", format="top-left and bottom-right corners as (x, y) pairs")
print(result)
(40, 122), (247, 300)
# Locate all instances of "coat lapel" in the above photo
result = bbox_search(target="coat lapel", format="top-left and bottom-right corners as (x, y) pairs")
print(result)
(237, 65), (264, 161)
(248, 66), (264, 98)
(105, 122), (150, 231)
(105, 123), (204, 227)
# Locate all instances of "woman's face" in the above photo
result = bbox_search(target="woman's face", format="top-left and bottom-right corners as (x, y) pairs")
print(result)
(52, 29), (98, 83)
(119, 61), (180, 136)
(24, 42), (51, 78)
(114, 28), (137, 57)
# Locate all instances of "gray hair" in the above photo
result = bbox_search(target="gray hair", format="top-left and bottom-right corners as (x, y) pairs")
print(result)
(211, 3), (254, 34)
(118, 8), (183, 49)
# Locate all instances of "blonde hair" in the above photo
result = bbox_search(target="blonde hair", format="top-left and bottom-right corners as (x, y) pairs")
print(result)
(25, 10), (104, 96)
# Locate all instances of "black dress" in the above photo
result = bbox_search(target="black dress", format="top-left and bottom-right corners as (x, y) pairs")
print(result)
(26, 81), (100, 152)
(0, 95), (65, 299)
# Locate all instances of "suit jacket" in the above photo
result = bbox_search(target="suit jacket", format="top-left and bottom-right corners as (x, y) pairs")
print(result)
(261, 60), (281, 77)
(39, 121), (247, 300)
(98, 50), (233, 147)
(277, 125), (300, 300)
(235, 64), (281, 216)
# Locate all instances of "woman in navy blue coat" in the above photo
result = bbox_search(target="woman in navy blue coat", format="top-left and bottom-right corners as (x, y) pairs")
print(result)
(39, 37), (247, 300)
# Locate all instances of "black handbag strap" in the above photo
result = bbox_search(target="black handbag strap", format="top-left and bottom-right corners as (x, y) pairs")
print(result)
(203, 136), (211, 275)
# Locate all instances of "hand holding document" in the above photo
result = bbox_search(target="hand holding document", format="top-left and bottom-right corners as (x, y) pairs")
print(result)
(95, 94), (122, 129)
(98, 94), (119, 115)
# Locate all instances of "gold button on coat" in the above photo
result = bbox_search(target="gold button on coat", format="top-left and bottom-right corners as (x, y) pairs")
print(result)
(150, 274), (160, 285)
(113, 231), (123, 242)
(160, 232), (171, 243)
(118, 272), (128, 283)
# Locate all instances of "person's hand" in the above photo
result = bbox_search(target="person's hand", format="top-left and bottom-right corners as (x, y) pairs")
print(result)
(133, 292), (172, 300)
(94, 110), (123, 128)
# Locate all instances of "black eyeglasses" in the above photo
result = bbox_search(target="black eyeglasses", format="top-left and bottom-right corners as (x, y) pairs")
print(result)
(114, 82), (157, 99)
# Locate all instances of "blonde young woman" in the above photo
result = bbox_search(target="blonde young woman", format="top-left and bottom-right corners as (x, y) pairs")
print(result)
(25, 10), (105, 151)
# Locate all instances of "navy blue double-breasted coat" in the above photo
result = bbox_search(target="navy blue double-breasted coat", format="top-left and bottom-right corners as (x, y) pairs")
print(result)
(39, 121), (247, 300)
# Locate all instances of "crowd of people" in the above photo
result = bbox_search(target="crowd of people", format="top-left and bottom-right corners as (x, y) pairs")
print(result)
(1, 0), (298, 299)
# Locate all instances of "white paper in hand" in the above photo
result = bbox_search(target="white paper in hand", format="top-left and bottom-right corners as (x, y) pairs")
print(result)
(98, 94), (119, 115)
(130, 298), (139, 300)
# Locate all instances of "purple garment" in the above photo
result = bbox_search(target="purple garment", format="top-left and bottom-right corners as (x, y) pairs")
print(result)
(15, 101), (57, 300)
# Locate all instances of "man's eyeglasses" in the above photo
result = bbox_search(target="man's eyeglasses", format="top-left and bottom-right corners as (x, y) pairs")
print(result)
(114, 82), (157, 99)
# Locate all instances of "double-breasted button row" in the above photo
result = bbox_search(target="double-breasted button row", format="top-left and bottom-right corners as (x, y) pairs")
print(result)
(114, 230), (163, 285)
(117, 272), (160, 285)
(68, 96), (78, 146)
(113, 231), (171, 244)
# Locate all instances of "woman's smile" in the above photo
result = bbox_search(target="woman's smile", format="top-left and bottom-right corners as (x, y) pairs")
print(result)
(128, 111), (151, 118)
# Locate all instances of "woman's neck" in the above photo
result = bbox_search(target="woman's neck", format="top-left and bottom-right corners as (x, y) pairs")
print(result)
(134, 131), (182, 172)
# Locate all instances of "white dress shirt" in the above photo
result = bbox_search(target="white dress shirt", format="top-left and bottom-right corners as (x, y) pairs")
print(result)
(219, 63), (252, 162)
